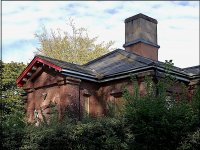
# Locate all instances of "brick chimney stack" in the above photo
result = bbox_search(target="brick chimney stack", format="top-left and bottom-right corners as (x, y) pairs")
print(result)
(123, 13), (160, 61)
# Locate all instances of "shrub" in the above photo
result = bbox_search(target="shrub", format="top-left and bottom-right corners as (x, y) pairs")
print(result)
(177, 128), (200, 150)
(1, 112), (26, 150)
(20, 117), (134, 150)
(123, 76), (199, 150)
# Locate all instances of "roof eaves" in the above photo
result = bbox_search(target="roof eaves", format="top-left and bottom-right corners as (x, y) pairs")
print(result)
(37, 55), (96, 76)
(61, 68), (96, 79)
(154, 61), (192, 76)
(154, 65), (192, 80)
(16, 55), (62, 87)
(183, 65), (200, 75)
(183, 65), (200, 70)
(103, 66), (154, 78)
(61, 72), (98, 82)
(100, 68), (155, 83)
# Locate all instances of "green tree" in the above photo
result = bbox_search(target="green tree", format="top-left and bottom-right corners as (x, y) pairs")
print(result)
(1, 61), (26, 115)
(1, 61), (26, 149)
(35, 19), (115, 65)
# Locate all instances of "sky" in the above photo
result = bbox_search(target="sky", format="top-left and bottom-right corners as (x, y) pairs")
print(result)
(2, 1), (199, 68)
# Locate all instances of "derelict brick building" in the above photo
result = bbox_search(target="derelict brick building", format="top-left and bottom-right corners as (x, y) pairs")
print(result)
(16, 14), (200, 123)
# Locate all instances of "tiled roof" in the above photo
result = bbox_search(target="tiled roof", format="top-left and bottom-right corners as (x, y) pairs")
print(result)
(183, 65), (200, 76)
(17, 49), (199, 87)
(36, 55), (96, 76)
(37, 49), (199, 79)
(84, 49), (154, 77)
(84, 49), (196, 77)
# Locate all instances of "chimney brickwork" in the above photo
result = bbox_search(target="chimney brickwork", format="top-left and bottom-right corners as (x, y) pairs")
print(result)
(123, 13), (160, 61)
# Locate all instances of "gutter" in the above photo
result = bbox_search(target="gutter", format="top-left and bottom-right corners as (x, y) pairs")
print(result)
(100, 70), (154, 82)
(154, 66), (200, 80)
(61, 69), (96, 78)
(155, 66), (189, 78)
(106, 64), (193, 80)
(61, 66), (154, 83)
(61, 72), (97, 82)
(103, 66), (153, 78)
(60, 65), (199, 83)
(61, 67), (154, 83)
(156, 71), (190, 82)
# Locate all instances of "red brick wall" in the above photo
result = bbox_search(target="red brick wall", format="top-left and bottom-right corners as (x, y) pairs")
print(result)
(23, 66), (198, 123)
(125, 43), (159, 61)
(24, 66), (80, 124)
(79, 77), (147, 117)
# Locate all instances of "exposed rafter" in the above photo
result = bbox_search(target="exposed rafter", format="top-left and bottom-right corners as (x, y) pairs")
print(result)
(16, 56), (62, 87)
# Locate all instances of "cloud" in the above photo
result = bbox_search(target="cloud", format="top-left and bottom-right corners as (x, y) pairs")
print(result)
(105, 8), (119, 15)
(2, 1), (199, 68)
(172, 1), (197, 7)
(3, 39), (37, 50)
(2, 42), (37, 64)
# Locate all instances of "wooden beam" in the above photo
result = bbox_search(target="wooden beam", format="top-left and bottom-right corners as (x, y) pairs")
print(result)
(27, 72), (32, 77)
(32, 66), (37, 71)
(22, 78), (27, 82)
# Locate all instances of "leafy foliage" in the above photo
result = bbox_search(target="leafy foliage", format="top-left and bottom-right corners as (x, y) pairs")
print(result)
(178, 128), (200, 150)
(1, 62), (26, 112)
(123, 76), (200, 150)
(177, 87), (200, 150)
(21, 117), (133, 150)
(35, 19), (115, 65)
(1, 62), (26, 149)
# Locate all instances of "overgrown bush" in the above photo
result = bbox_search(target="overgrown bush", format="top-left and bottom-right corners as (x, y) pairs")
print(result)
(1, 111), (26, 150)
(1, 89), (26, 150)
(20, 117), (133, 150)
(177, 128), (200, 150)
(123, 77), (200, 150)
(177, 87), (200, 150)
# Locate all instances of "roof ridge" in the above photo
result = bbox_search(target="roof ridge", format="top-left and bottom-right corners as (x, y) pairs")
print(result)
(84, 49), (123, 66)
